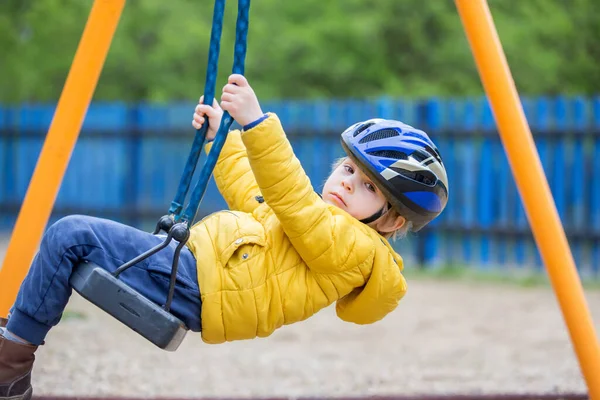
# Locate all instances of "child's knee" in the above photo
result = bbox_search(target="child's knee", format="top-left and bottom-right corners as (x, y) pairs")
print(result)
(44, 215), (96, 248)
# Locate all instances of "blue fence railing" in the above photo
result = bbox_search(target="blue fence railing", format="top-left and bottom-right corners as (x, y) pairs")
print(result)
(1, 95), (600, 275)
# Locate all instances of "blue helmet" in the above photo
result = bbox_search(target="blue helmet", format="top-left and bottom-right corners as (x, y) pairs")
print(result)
(340, 118), (449, 231)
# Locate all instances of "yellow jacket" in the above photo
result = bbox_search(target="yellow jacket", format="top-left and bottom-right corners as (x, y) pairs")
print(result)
(186, 114), (407, 344)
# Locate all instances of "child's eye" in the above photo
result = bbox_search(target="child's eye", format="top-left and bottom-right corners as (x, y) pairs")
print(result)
(343, 164), (354, 174)
(366, 182), (376, 193)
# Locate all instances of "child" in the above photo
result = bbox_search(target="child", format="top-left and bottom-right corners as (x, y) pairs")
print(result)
(0, 74), (448, 400)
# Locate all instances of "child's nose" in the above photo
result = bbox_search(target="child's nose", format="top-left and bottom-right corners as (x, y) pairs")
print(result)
(341, 179), (353, 192)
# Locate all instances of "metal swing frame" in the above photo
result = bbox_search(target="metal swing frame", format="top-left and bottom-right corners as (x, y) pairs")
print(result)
(69, 0), (251, 351)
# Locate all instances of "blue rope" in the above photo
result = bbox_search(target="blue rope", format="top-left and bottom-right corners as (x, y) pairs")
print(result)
(179, 0), (251, 224)
(168, 0), (226, 216)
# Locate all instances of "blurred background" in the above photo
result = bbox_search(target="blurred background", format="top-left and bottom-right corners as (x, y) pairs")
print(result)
(1, 0), (600, 277)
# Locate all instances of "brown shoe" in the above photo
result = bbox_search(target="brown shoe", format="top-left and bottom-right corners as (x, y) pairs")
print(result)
(0, 334), (37, 400)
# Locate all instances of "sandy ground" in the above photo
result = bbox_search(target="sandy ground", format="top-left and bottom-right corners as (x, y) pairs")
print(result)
(1, 236), (599, 397)
(33, 280), (600, 398)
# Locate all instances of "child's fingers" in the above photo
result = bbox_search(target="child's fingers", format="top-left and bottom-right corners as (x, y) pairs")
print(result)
(222, 83), (242, 95)
(199, 96), (222, 110)
(228, 74), (248, 87)
(221, 92), (234, 103)
(195, 104), (218, 116)
(220, 100), (232, 112)
(192, 114), (205, 129)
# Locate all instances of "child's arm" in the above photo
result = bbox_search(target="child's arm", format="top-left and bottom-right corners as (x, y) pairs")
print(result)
(222, 75), (374, 273)
(193, 98), (262, 213)
(206, 132), (262, 213)
(242, 116), (375, 272)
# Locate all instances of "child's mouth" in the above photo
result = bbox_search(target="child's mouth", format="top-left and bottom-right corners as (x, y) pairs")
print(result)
(330, 192), (346, 207)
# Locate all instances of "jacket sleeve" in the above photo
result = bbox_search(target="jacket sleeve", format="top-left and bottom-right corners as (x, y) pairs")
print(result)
(241, 113), (373, 274)
(205, 130), (262, 214)
(335, 249), (407, 324)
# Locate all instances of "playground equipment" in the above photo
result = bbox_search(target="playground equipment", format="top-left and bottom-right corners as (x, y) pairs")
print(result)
(0, 0), (598, 396)
(70, 0), (250, 351)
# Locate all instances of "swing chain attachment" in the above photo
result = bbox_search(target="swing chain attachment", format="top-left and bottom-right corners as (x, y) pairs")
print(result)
(114, 221), (190, 312)
(153, 214), (176, 235)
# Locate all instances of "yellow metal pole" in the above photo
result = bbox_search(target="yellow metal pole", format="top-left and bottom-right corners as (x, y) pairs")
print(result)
(0, 0), (126, 316)
(455, 0), (600, 397)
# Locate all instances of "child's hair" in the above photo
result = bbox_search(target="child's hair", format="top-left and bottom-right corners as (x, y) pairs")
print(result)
(368, 203), (412, 241)
(328, 158), (411, 240)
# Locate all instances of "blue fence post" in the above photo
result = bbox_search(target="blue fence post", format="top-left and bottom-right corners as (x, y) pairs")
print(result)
(572, 98), (586, 229)
(572, 97), (586, 272)
(442, 99), (459, 265)
(460, 98), (477, 265)
(478, 97), (495, 268)
(125, 104), (142, 227)
(376, 97), (394, 120)
(433, 99), (453, 265)
(553, 96), (568, 224)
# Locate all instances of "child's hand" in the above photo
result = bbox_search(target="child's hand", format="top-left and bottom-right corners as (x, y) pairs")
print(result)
(192, 96), (223, 141)
(220, 74), (264, 127)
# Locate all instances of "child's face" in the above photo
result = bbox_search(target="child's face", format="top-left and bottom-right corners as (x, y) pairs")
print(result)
(322, 158), (388, 220)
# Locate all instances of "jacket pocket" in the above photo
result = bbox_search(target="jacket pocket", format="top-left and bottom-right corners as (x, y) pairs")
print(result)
(219, 234), (266, 268)
(217, 211), (267, 268)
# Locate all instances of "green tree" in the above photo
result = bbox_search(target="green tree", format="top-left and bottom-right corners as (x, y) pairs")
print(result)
(0, 0), (598, 103)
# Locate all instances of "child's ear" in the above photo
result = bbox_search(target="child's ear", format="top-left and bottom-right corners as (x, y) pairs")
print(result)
(377, 215), (406, 234)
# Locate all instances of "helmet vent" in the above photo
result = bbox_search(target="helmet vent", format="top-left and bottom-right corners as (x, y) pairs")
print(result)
(404, 131), (432, 143)
(424, 144), (443, 162)
(402, 171), (437, 186)
(367, 150), (407, 159)
(359, 129), (399, 144)
(353, 122), (375, 137)
(411, 150), (429, 163)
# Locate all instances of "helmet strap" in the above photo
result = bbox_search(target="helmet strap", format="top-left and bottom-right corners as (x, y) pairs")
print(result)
(359, 202), (391, 224)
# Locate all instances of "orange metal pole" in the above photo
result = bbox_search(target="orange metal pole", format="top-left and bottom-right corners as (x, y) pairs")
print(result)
(0, 0), (126, 316)
(455, 0), (600, 397)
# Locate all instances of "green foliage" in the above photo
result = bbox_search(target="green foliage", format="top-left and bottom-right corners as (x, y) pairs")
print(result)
(0, 0), (598, 103)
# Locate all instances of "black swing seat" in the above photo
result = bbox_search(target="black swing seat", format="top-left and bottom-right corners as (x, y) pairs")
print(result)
(69, 260), (188, 351)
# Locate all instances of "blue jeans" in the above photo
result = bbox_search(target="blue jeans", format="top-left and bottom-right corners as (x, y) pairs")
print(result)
(6, 215), (202, 345)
